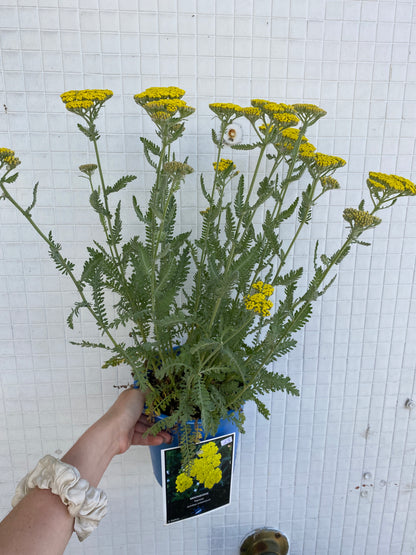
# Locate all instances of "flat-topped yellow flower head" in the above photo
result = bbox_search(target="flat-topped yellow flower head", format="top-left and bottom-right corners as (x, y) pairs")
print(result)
(61, 89), (113, 118)
(298, 142), (317, 160)
(213, 158), (236, 172)
(367, 172), (416, 196)
(134, 86), (185, 106)
(251, 99), (269, 109)
(209, 103), (243, 121)
(143, 98), (195, 123)
(272, 111), (299, 129)
(0, 147), (21, 170)
(242, 106), (262, 123)
(135, 88), (194, 127)
(293, 103), (327, 125)
(307, 152), (346, 176)
(314, 153), (346, 170)
(276, 128), (312, 154)
(252, 101), (299, 132)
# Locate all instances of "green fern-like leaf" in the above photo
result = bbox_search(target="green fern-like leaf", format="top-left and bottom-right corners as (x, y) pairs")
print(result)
(110, 201), (122, 245)
(25, 182), (39, 216)
(70, 339), (111, 350)
(90, 267), (109, 330)
(48, 231), (75, 276)
(105, 175), (137, 195)
(140, 137), (161, 157)
(234, 175), (245, 217)
(4, 172), (19, 184)
(230, 142), (260, 150)
(225, 205), (236, 242)
(200, 174), (210, 202)
(211, 128), (220, 146)
(274, 267), (303, 287)
(67, 300), (89, 329)
(132, 195), (146, 222)
(298, 183), (313, 224)
(140, 138), (158, 169)
(89, 189), (110, 217)
(275, 197), (299, 226)
(77, 122), (99, 142)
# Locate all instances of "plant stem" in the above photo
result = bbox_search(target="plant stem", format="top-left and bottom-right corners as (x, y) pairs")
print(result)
(91, 137), (149, 342)
(274, 176), (319, 280)
(271, 122), (308, 223)
(191, 122), (227, 317)
(148, 139), (175, 364)
(207, 142), (268, 331)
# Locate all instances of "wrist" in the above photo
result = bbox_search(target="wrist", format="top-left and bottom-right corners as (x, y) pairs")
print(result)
(97, 411), (126, 456)
(61, 416), (120, 487)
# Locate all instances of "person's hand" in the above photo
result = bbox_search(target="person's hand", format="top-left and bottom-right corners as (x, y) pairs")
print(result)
(104, 388), (172, 454)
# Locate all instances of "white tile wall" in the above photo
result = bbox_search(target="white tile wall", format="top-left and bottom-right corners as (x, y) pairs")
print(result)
(1, 0), (416, 553)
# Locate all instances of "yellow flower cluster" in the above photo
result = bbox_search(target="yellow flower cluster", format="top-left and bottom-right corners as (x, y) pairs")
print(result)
(281, 128), (307, 143)
(261, 102), (296, 117)
(134, 86), (185, 106)
(209, 103), (243, 119)
(367, 172), (416, 195)
(175, 441), (223, 493)
(256, 101), (294, 114)
(293, 103), (327, 123)
(213, 159), (236, 172)
(313, 153), (346, 170)
(145, 99), (186, 112)
(298, 142), (317, 159)
(251, 99), (269, 108)
(276, 128), (313, 154)
(273, 112), (300, 127)
(135, 87), (194, 124)
(251, 280), (275, 296)
(343, 208), (382, 228)
(242, 106), (262, 122)
(320, 176), (340, 190)
(176, 472), (193, 493)
(251, 100), (299, 131)
(60, 89), (113, 113)
(244, 280), (274, 317)
(0, 147), (20, 170)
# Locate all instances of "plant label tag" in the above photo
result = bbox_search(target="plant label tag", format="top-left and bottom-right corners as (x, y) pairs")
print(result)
(161, 432), (235, 525)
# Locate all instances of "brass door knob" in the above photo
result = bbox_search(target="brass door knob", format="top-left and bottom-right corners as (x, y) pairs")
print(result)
(240, 528), (289, 555)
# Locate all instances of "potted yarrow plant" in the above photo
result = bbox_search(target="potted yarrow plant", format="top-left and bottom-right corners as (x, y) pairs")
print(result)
(1, 87), (415, 478)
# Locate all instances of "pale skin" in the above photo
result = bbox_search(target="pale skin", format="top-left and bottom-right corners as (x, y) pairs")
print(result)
(0, 388), (171, 555)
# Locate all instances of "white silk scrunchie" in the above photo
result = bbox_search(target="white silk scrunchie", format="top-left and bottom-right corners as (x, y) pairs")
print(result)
(11, 455), (108, 541)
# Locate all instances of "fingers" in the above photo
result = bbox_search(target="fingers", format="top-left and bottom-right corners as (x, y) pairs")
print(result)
(131, 431), (171, 446)
(131, 415), (172, 446)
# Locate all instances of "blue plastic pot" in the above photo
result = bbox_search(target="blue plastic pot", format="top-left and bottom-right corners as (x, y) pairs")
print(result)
(149, 411), (241, 486)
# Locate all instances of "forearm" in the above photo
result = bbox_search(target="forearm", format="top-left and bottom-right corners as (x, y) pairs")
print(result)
(0, 488), (73, 555)
(61, 413), (119, 487)
(0, 415), (119, 555)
